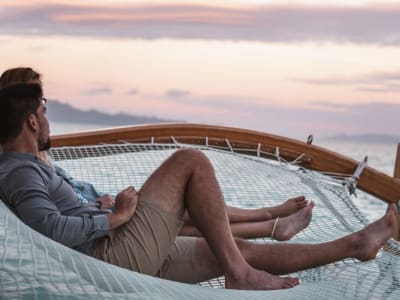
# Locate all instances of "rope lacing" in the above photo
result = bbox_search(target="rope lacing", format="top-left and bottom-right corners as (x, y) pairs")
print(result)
(225, 138), (234, 153)
(275, 147), (282, 163)
(171, 136), (179, 146)
(288, 153), (307, 166)
(343, 156), (368, 196)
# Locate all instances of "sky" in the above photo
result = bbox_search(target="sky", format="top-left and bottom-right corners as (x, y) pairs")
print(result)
(1, 0), (400, 139)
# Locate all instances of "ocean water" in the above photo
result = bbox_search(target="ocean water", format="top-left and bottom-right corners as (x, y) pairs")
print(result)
(51, 122), (399, 222)
(51, 121), (109, 135)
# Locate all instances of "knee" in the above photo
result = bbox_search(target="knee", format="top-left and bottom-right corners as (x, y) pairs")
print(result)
(172, 148), (210, 168)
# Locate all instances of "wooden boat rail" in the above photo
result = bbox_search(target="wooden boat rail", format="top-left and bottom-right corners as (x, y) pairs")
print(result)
(51, 123), (400, 204)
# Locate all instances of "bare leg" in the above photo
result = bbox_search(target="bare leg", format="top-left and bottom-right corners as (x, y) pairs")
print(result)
(183, 196), (308, 224)
(194, 204), (398, 282)
(180, 201), (314, 240)
(138, 149), (299, 290)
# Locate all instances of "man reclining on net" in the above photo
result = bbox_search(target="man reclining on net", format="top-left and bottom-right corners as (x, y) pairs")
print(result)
(0, 79), (397, 291)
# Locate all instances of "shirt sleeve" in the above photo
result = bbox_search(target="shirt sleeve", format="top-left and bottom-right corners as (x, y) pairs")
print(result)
(4, 164), (109, 248)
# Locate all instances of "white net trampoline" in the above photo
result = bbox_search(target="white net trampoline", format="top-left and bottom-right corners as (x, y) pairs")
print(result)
(1, 142), (400, 299)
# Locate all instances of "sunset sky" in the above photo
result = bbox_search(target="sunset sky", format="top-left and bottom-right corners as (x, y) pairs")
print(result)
(1, 0), (400, 138)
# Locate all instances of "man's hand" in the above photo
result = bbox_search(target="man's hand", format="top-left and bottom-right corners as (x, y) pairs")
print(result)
(95, 194), (115, 210)
(107, 186), (139, 230)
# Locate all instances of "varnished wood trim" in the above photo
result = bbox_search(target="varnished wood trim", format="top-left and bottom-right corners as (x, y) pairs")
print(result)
(51, 123), (400, 204)
(395, 143), (400, 179)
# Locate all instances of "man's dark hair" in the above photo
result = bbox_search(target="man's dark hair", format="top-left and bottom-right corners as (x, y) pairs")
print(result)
(0, 67), (41, 89)
(0, 83), (43, 144)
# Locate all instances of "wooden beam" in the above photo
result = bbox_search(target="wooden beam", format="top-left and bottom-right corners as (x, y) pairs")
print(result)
(393, 143), (400, 241)
(394, 143), (400, 179)
(51, 123), (400, 204)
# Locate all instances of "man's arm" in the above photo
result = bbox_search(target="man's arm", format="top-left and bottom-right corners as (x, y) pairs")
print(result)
(94, 194), (115, 209)
(107, 186), (138, 230)
(79, 189), (138, 229)
(5, 165), (109, 247)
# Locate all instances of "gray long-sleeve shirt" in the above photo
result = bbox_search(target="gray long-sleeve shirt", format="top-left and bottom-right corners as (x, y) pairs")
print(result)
(0, 152), (109, 255)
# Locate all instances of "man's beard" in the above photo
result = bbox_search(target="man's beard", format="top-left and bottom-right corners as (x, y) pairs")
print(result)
(38, 137), (51, 151)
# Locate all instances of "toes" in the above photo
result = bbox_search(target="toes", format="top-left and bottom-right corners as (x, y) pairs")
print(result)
(385, 204), (397, 222)
(294, 196), (306, 202)
(391, 203), (398, 215)
(295, 197), (308, 207)
(386, 203), (397, 214)
(284, 277), (300, 288)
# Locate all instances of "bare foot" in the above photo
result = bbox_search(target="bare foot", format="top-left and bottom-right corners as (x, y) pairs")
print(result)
(274, 201), (315, 241)
(267, 196), (308, 219)
(225, 266), (299, 290)
(352, 203), (398, 261)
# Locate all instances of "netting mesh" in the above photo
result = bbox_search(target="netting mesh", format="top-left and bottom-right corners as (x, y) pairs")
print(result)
(1, 142), (400, 299)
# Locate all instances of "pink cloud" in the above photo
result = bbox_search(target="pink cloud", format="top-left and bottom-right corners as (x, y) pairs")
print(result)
(2, 2), (400, 45)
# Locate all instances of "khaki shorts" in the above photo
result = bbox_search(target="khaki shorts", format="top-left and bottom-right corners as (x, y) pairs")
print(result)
(93, 201), (198, 283)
